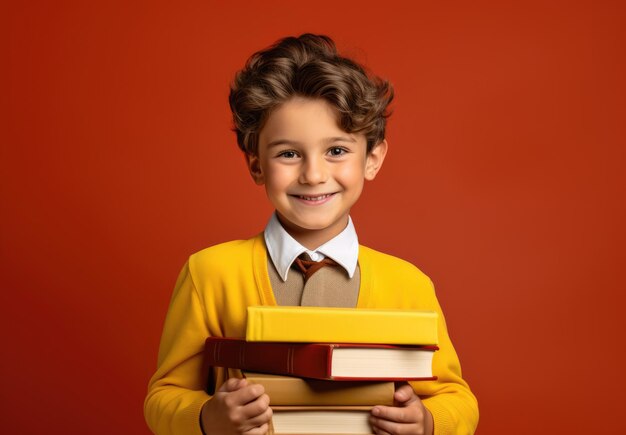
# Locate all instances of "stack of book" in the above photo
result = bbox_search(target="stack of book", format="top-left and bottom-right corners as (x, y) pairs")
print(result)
(204, 306), (439, 435)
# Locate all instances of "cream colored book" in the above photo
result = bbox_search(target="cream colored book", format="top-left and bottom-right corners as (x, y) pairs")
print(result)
(246, 306), (438, 345)
(243, 371), (394, 406)
(269, 406), (374, 435)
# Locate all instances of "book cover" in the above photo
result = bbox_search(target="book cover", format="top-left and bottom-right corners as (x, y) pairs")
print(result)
(269, 406), (374, 435)
(246, 306), (438, 345)
(205, 337), (438, 381)
(243, 371), (395, 406)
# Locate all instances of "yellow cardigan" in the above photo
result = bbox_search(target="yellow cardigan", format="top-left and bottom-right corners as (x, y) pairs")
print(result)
(144, 235), (478, 434)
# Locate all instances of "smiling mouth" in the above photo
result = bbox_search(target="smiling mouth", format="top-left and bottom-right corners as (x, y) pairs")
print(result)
(291, 193), (336, 201)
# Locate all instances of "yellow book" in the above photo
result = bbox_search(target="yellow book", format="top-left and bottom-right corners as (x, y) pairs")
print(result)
(246, 306), (438, 345)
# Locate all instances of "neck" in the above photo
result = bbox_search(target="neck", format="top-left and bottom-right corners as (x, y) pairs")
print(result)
(276, 214), (348, 250)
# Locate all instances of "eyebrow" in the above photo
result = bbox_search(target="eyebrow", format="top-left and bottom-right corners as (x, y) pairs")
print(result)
(265, 136), (357, 148)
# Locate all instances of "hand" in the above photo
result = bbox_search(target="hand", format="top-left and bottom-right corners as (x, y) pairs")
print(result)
(369, 383), (434, 435)
(200, 378), (272, 435)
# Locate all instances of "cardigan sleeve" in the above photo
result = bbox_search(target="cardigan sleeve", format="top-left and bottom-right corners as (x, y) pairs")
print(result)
(412, 278), (479, 435)
(144, 261), (210, 435)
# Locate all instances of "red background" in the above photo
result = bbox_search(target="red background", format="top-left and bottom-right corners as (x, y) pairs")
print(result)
(2, 1), (625, 433)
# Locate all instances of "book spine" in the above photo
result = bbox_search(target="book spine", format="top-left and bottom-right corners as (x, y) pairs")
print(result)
(204, 338), (333, 379)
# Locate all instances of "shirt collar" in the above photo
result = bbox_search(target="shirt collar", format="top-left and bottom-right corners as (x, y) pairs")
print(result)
(264, 213), (359, 282)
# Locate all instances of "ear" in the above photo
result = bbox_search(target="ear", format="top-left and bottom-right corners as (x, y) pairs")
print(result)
(245, 153), (265, 185)
(364, 139), (388, 181)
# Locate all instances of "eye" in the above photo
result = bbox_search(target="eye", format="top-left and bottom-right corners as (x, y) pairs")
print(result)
(328, 147), (348, 157)
(277, 150), (298, 159)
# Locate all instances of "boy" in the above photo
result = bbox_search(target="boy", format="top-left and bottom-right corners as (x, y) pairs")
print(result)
(145, 34), (478, 435)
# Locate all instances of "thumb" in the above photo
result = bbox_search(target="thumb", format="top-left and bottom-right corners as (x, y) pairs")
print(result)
(218, 377), (247, 393)
(394, 382), (419, 406)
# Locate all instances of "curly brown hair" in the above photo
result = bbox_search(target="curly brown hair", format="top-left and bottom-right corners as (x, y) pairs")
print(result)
(229, 34), (394, 155)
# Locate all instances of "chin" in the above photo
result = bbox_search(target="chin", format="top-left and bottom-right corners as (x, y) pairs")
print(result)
(278, 211), (345, 234)
(285, 217), (333, 231)
(294, 221), (330, 231)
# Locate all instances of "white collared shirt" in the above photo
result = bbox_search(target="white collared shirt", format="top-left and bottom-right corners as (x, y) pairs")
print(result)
(264, 213), (359, 282)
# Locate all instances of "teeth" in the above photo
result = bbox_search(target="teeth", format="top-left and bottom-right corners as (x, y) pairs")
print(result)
(299, 194), (331, 201)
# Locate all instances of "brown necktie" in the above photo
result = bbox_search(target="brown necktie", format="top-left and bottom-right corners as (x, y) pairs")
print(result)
(293, 254), (339, 283)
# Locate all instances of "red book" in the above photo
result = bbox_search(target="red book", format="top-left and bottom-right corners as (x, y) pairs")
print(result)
(204, 337), (438, 381)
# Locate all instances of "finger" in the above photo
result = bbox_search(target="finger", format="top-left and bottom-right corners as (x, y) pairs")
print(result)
(370, 415), (405, 435)
(240, 393), (271, 420)
(219, 377), (247, 393)
(371, 403), (422, 424)
(227, 383), (266, 407)
(393, 383), (419, 406)
(370, 424), (391, 435)
(243, 422), (270, 435)
(241, 401), (273, 427)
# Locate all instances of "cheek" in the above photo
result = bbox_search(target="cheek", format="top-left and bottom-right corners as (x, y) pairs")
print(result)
(335, 164), (365, 187)
(265, 167), (295, 193)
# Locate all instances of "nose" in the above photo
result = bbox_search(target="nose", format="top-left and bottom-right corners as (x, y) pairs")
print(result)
(299, 156), (328, 185)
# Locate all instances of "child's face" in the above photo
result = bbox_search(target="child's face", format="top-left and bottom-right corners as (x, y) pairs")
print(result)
(247, 97), (387, 246)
